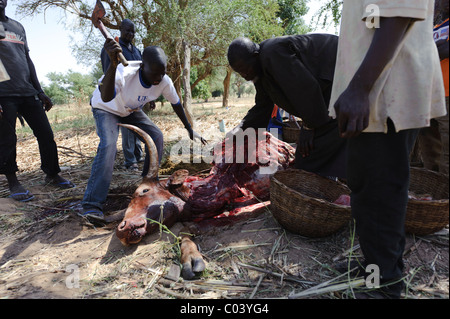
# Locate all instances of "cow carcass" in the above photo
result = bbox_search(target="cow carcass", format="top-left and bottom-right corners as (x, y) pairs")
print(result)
(116, 124), (295, 278)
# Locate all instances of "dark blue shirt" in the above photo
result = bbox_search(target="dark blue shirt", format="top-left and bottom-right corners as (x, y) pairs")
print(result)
(100, 37), (142, 73)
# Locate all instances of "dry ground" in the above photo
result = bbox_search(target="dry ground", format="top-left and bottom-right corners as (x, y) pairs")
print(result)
(0, 97), (448, 300)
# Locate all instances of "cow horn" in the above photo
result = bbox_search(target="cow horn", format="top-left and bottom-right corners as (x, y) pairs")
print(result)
(118, 124), (159, 178)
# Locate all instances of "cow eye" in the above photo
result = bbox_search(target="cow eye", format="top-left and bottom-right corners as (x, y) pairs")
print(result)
(142, 189), (149, 193)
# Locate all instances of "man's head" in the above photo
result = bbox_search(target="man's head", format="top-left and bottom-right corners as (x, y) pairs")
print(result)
(227, 37), (261, 82)
(140, 46), (167, 86)
(0, 0), (8, 12)
(119, 19), (135, 44)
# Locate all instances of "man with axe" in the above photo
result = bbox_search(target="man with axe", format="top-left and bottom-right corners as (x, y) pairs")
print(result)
(80, 36), (207, 221)
(100, 18), (148, 172)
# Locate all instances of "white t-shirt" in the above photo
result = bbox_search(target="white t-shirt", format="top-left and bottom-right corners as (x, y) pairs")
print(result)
(329, 0), (446, 133)
(91, 61), (180, 117)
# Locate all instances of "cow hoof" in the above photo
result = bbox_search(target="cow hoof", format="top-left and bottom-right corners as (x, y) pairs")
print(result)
(180, 236), (206, 280)
(182, 258), (206, 280)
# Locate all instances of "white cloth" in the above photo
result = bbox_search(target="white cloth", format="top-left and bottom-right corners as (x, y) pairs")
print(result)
(329, 0), (446, 133)
(91, 61), (180, 117)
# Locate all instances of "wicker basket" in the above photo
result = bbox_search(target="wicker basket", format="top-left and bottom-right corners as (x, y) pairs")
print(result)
(405, 167), (449, 236)
(282, 120), (302, 143)
(270, 169), (352, 237)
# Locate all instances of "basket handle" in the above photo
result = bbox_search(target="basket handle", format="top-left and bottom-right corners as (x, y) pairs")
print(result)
(289, 115), (302, 129)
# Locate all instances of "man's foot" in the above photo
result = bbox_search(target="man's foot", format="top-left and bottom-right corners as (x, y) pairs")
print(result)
(6, 175), (35, 202)
(9, 188), (35, 202)
(334, 260), (404, 299)
(45, 174), (75, 189)
(124, 163), (139, 171)
(77, 207), (105, 222)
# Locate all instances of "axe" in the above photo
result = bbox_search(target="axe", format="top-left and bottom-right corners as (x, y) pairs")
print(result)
(91, 0), (128, 66)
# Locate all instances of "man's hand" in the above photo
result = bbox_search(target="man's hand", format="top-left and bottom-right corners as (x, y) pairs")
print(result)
(297, 127), (314, 157)
(334, 17), (411, 139)
(104, 37), (122, 68)
(0, 103), (3, 120)
(38, 92), (53, 112)
(333, 83), (370, 138)
(187, 127), (207, 145)
(99, 38), (122, 102)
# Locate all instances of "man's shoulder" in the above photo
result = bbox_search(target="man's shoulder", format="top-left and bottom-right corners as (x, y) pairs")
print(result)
(259, 36), (290, 58)
(118, 61), (141, 76)
(261, 34), (338, 56)
(161, 74), (174, 86)
(4, 17), (25, 31)
(259, 35), (306, 61)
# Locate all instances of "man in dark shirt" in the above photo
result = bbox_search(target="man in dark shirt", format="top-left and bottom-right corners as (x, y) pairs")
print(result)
(227, 34), (347, 178)
(0, 0), (74, 202)
(100, 19), (145, 171)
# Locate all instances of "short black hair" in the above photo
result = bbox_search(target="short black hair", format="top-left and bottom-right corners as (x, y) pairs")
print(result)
(142, 46), (167, 67)
(227, 37), (259, 66)
(120, 19), (134, 30)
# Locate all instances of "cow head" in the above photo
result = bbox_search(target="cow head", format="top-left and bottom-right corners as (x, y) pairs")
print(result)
(116, 124), (187, 246)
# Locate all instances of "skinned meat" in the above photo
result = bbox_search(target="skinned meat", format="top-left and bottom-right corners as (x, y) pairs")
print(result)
(116, 125), (295, 246)
(179, 131), (295, 220)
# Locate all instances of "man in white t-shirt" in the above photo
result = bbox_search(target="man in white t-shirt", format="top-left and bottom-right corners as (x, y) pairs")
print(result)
(80, 38), (206, 221)
(330, 0), (446, 298)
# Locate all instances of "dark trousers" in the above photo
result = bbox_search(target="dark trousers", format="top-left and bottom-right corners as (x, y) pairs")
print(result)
(0, 96), (60, 176)
(295, 119), (348, 179)
(347, 119), (418, 291)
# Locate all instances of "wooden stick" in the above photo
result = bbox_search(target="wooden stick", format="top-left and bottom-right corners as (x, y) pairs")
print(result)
(288, 278), (365, 299)
(237, 262), (313, 286)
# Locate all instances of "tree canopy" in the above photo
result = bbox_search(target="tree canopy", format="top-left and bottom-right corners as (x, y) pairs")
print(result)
(15, 0), (327, 109)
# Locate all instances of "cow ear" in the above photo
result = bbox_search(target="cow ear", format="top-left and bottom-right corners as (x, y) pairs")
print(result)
(167, 169), (189, 189)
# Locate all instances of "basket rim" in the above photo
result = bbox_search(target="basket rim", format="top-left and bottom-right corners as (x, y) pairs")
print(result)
(409, 167), (449, 203)
(408, 198), (449, 204)
(271, 170), (351, 210)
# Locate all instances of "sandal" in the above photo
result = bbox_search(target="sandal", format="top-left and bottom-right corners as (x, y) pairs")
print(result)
(9, 190), (35, 202)
(45, 176), (76, 189)
(77, 208), (105, 222)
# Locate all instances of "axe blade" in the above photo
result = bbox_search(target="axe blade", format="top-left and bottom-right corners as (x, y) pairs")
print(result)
(92, 0), (106, 28)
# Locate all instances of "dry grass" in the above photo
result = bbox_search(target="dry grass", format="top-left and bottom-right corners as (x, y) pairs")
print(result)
(0, 97), (448, 300)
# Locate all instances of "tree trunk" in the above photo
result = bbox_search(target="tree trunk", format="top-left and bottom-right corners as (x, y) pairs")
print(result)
(222, 65), (232, 108)
(182, 39), (194, 128)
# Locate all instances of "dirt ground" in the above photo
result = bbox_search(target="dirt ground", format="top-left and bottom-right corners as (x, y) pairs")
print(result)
(0, 98), (448, 300)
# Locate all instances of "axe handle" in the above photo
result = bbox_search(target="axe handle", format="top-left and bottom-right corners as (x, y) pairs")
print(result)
(97, 20), (129, 67)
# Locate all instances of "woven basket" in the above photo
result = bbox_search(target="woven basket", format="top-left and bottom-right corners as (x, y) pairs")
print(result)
(282, 121), (302, 143)
(405, 167), (449, 236)
(270, 169), (352, 237)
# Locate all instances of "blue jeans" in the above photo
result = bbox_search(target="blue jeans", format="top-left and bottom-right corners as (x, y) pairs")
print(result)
(121, 126), (144, 167)
(82, 108), (163, 211)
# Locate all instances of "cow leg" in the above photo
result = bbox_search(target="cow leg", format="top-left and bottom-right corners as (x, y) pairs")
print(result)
(180, 235), (206, 280)
(178, 224), (206, 280)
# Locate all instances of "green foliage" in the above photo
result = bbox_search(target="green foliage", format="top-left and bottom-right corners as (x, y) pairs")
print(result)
(277, 0), (311, 35)
(311, 0), (343, 31)
(42, 70), (96, 105)
(190, 67), (211, 101)
(192, 80), (211, 101)
(17, 0), (320, 103)
(43, 82), (70, 105)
